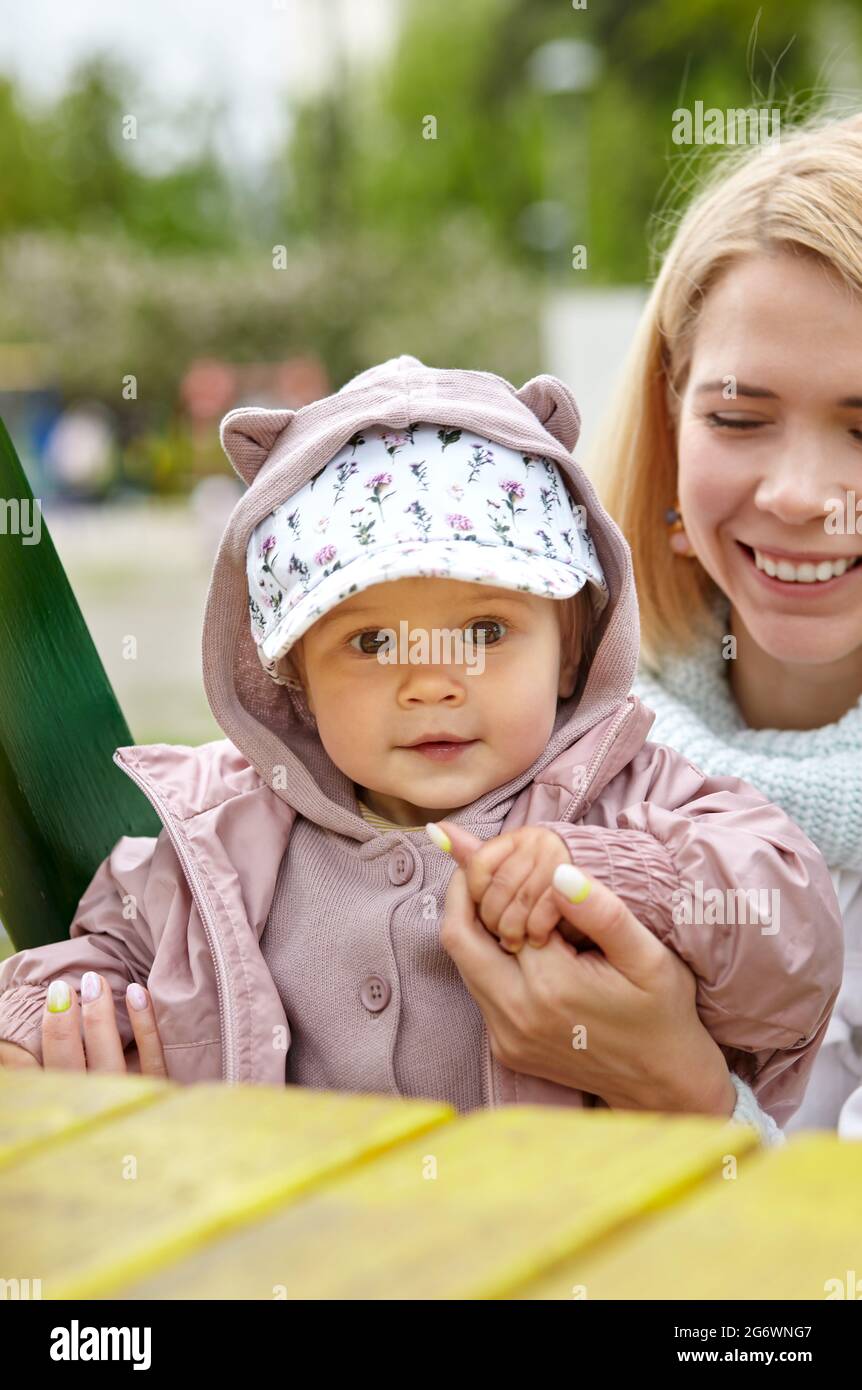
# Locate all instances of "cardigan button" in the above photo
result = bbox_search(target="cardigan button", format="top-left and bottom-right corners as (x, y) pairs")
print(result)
(360, 975), (392, 1012)
(388, 849), (413, 884)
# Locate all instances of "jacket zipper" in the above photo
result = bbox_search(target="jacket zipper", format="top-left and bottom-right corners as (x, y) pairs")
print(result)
(112, 751), (236, 1083)
(559, 700), (634, 822)
(481, 1018), (497, 1108)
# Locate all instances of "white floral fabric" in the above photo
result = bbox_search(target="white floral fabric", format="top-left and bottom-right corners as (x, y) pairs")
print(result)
(246, 421), (608, 682)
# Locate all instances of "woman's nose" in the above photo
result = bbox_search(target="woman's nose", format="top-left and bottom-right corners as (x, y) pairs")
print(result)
(753, 443), (846, 526)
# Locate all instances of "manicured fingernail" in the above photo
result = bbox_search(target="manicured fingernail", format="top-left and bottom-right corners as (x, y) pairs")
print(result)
(81, 971), (101, 1003)
(126, 983), (148, 1011)
(47, 980), (71, 1013)
(425, 823), (451, 853)
(553, 864), (591, 903)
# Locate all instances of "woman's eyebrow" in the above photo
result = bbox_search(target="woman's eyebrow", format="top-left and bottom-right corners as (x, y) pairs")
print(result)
(694, 381), (862, 409)
(694, 379), (779, 399)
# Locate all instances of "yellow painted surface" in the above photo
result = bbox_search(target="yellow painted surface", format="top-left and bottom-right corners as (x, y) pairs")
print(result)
(109, 1106), (760, 1300)
(0, 1075), (453, 1299)
(9, 1068), (851, 1303)
(0, 1068), (167, 1170)
(513, 1134), (862, 1300)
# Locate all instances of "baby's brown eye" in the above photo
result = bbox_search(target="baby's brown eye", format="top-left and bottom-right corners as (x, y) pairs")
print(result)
(466, 619), (506, 645)
(350, 629), (390, 655)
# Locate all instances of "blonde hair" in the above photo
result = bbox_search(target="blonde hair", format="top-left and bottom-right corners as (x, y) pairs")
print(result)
(598, 111), (862, 670)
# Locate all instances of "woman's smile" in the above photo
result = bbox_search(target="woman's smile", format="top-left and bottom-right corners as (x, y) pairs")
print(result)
(734, 539), (862, 599)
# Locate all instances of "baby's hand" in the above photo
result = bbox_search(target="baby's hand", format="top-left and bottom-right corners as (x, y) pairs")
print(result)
(0, 1039), (41, 1068)
(427, 822), (587, 953)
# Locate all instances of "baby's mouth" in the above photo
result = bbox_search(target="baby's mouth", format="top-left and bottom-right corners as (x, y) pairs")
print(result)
(402, 740), (478, 762)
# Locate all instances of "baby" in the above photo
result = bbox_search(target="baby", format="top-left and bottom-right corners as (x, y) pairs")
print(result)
(0, 356), (843, 1138)
(284, 570), (595, 950)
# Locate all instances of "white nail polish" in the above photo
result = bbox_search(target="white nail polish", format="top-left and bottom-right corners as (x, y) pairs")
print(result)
(425, 823), (452, 852)
(553, 863), (591, 903)
(81, 971), (101, 1003)
(47, 980), (71, 1013)
(126, 983), (149, 1011)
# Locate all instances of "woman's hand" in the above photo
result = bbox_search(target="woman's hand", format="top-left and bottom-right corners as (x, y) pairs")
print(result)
(0, 972), (168, 1078)
(435, 821), (737, 1117)
(428, 823), (586, 953)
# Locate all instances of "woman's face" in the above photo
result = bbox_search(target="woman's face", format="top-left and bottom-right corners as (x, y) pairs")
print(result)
(294, 577), (578, 825)
(676, 250), (862, 667)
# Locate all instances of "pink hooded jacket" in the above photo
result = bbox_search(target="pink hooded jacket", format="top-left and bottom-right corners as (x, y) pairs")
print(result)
(0, 357), (844, 1126)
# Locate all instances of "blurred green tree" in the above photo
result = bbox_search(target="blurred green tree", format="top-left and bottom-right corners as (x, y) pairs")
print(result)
(0, 55), (243, 250)
(277, 0), (854, 281)
(0, 3), (858, 445)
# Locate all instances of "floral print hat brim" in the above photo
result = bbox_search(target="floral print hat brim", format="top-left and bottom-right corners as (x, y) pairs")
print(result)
(246, 421), (608, 685)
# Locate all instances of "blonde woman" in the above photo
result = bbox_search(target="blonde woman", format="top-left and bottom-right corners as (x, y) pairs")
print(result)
(600, 113), (862, 1138)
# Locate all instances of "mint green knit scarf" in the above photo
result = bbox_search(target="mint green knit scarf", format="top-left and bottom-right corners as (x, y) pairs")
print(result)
(634, 605), (862, 873)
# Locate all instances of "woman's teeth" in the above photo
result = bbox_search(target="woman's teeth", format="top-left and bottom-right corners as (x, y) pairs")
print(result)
(752, 548), (859, 583)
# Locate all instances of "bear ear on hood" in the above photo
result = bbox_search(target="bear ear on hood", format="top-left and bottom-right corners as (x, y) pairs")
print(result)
(515, 374), (581, 453)
(220, 406), (297, 486)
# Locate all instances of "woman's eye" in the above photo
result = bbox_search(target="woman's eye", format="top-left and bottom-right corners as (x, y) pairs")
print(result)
(705, 413), (766, 431)
(349, 629), (390, 655)
(466, 619), (506, 645)
(706, 415), (862, 445)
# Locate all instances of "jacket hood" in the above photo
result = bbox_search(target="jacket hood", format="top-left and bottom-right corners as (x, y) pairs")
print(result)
(202, 355), (641, 839)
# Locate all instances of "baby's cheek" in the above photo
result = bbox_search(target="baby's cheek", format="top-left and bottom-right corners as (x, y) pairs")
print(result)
(489, 696), (556, 769)
(314, 709), (378, 780)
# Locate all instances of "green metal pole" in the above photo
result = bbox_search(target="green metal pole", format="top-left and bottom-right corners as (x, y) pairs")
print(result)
(0, 415), (160, 952)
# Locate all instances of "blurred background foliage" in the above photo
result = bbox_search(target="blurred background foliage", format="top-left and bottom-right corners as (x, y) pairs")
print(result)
(0, 0), (859, 481)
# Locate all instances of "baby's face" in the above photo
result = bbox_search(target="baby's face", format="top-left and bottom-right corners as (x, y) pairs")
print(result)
(292, 578), (578, 826)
